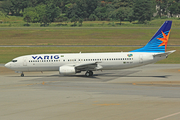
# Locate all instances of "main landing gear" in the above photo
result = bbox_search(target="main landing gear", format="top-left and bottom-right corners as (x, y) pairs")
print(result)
(21, 72), (24, 77)
(85, 70), (93, 77)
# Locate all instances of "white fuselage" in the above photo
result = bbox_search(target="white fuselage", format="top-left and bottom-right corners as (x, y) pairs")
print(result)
(5, 52), (166, 73)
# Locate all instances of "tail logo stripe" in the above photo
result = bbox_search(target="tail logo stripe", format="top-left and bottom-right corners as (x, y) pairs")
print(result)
(157, 31), (170, 51)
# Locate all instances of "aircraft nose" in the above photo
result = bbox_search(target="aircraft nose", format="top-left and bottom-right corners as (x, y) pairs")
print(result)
(5, 62), (11, 68)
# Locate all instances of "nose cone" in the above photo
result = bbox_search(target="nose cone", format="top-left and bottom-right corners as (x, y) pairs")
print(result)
(5, 62), (11, 68)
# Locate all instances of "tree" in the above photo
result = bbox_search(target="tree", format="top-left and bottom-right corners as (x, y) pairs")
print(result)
(167, 0), (180, 17)
(23, 3), (60, 26)
(0, 0), (30, 16)
(0, 11), (9, 23)
(117, 7), (126, 25)
(34, 5), (48, 26)
(127, 8), (134, 23)
(76, 0), (89, 18)
(23, 7), (40, 25)
(86, 0), (100, 18)
(79, 18), (83, 26)
(133, 0), (156, 23)
(156, 0), (168, 18)
(89, 14), (98, 21)
(71, 16), (77, 26)
(46, 3), (61, 22)
(116, 7), (132, 25)
(94, 6), (107, 20)
(0, 0), (14, 15)
(66, 0), (100, 19)
(106, 2), (116, 18)
(66, 3), (78, 19)
(112, 0), (134, 8)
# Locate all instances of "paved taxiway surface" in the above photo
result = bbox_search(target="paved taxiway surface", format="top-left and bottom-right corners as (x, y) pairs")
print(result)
(0, 64), (180, 120)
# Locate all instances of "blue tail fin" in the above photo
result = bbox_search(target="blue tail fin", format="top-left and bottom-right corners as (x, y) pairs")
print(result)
(131, 21), (172, 53)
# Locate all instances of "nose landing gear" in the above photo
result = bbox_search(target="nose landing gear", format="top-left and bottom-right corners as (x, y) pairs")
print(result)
(85, 71), (93, 77)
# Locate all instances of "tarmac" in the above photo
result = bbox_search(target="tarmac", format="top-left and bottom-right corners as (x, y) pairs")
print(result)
(0, 64), (180, 120)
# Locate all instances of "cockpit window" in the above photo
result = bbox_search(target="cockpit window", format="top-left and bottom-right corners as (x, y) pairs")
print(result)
(12, 60), (17, 62)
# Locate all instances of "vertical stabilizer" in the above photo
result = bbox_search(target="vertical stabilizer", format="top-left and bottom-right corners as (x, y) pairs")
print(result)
(131, 21), (172, 53)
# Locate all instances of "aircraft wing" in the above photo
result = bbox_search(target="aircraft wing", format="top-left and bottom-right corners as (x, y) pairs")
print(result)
(75, 62), (103, 71)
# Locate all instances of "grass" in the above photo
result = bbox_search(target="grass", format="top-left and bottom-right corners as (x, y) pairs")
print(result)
(0, 47), (179, 64)
(0, 28), (179, 45)
(0, 15), (180, 27)
(0, 18), (179, 64)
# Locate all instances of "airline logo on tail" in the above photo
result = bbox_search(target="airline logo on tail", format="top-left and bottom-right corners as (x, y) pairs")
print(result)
(157, 31), (170, 51)
(131, 21), (172, 53)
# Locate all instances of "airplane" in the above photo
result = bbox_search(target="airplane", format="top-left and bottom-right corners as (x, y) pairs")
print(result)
(5, 21), (175, 77)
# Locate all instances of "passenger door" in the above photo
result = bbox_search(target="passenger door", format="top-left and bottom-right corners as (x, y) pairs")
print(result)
(139, 55), (143, 63)
(23, 57), (27, 66)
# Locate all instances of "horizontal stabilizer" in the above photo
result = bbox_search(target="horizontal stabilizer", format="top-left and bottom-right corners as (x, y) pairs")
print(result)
(153, 50), (176, 57)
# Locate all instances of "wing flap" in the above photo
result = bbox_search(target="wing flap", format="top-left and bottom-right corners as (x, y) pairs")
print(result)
(75, 62), (102, 71)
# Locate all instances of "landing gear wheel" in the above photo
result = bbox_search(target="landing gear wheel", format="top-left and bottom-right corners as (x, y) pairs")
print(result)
(21, 73), (24, 77)
(89, 71), (93, 76)
(85, 71), (93, 77)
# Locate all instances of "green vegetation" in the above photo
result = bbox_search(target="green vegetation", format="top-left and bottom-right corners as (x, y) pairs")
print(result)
(1, 17), (180, 27)
(0, 47), (179, 64)
(0, 47), (136, 63)
(0, 0), (180, 26)
(0, 0), (179, 64)
(0, 27), (179, 45)
(133, 0), (156, 23)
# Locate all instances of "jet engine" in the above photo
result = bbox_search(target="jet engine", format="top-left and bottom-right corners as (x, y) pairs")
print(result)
(59, 66), (76, 75)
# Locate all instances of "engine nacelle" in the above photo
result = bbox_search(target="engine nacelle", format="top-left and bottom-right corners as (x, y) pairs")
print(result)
(59, 66), (76, 75)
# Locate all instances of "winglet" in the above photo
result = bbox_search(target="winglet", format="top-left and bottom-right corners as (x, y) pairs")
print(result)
(131, 21), (172, 53)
